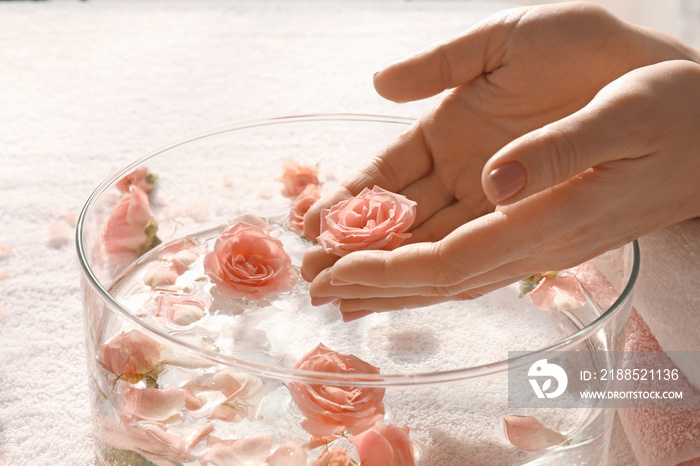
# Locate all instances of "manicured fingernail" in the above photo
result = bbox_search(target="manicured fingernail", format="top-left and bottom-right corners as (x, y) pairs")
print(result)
(311, 296), (338, 306)
(330, 279), (352, 286)
(342, 310), (373, 322)
(489, 162), (526, 202)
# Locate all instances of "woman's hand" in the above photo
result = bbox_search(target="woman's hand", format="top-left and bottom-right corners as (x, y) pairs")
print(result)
(301, 2), (700, 319)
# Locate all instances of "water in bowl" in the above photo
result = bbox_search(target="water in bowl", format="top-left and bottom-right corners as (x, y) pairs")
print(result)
(93, 214), (610, 465)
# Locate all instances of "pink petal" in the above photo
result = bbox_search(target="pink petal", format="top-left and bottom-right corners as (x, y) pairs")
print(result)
(184, 369), (264, 422)
(143, 261), (181, 288)
(310, 448), (353, 466)
(503, 415), (566, 451)
(266, 441), (307, 466)
(529, 275), (587, 311)
(121, 385), (185, 423)
(204, 435), (274, 466)
(47, 219), (73, 249)
(145, 422), (213, 454)
(372, 423), (414, 465)
(98, 329), (161, 376)
(0, 244), (13, 259)
(350, 428), (395, 466)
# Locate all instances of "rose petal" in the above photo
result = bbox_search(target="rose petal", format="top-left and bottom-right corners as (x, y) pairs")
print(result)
(153, 293), (206, 326)
(145, 421), (214, 454)
(310, 448), (353, 466)
(530, 275), (587, 311)
(266, 441), (307, 466)
(121, 384), (185, 423)
(143, 261), (181, 288)
(350, 422), (415, 466)
(98, 329), (161, 376)
(95, 416), (184, 461)
(503, 415), (567, 451)
(204, 435), (274, 466)
(185, 369), (264, 422)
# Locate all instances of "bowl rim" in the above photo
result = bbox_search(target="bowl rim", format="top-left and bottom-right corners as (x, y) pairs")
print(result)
(76, 113), (640, 386)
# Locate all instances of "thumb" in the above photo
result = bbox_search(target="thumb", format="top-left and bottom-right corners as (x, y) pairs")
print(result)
(481, 84), (651, 205)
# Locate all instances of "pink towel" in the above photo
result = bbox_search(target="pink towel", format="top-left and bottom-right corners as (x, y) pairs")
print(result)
(574, 220), (700, 466)
(618, 308), (700, 466)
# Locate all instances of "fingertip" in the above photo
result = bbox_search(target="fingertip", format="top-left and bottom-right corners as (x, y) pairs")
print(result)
(301, 246), (338, 283)
(486, 161), (527, 204)
(373, 63), (411, 103)
(341, 309), (374, 322)
(302, 204), (322, 242)
(330, 249), (383, 284)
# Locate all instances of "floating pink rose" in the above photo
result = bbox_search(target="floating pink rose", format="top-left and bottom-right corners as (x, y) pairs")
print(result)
(529, 274), (587, 311)
(503, 415), (566, 451)
(154, 293), (206, 326)
(203, 222), (298, 300)
(280, 158), (320, 198)
(184, 368), (264, 423)
(289, 184), (321, 234)
(288, 343), (385, 437)
(116, 167), (156, 194)
(103, 187), (159, 254)
(98, 329), (161, 376)
(311, 448), (353, 466)
(317, 186), (416, 257)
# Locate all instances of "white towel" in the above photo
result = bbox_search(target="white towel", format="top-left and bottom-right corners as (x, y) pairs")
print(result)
(0, 1), (675, 465)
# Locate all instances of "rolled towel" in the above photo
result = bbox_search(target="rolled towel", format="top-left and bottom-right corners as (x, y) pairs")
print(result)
(618, 308), (700, 466)
(634, 219), (700, 389)
(574, 219), (700, 466)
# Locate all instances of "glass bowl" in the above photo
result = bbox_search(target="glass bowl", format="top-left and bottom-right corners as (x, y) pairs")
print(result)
(77, 114), (638, 466)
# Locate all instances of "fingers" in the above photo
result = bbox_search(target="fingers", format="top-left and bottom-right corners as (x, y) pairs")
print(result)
(372, 9), (518, 103)
(300, 245), (339, 283)
(329, 241), (453, 288)
(330, 276), (520, 319)
(481, 72), (656, 205)
(307, 170), (611, 312)
(320, 211), (521, 290)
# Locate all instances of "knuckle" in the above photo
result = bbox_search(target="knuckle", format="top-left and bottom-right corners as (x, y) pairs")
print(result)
(431, 241), (465, 286)
(362, 156), (402, 189)
(537, 126), (582, 185)
(435, 43), (454, 91)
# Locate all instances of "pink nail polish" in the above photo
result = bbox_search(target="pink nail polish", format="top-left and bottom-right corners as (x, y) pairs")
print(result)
(330, 279), (352, 286)
(342, 310), (373, 322)
(489, 162), (526, 202)
(311, 296), (338, 306)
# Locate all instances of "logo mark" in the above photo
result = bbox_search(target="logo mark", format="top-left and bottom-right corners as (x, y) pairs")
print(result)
(528, 359), (568, 399)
